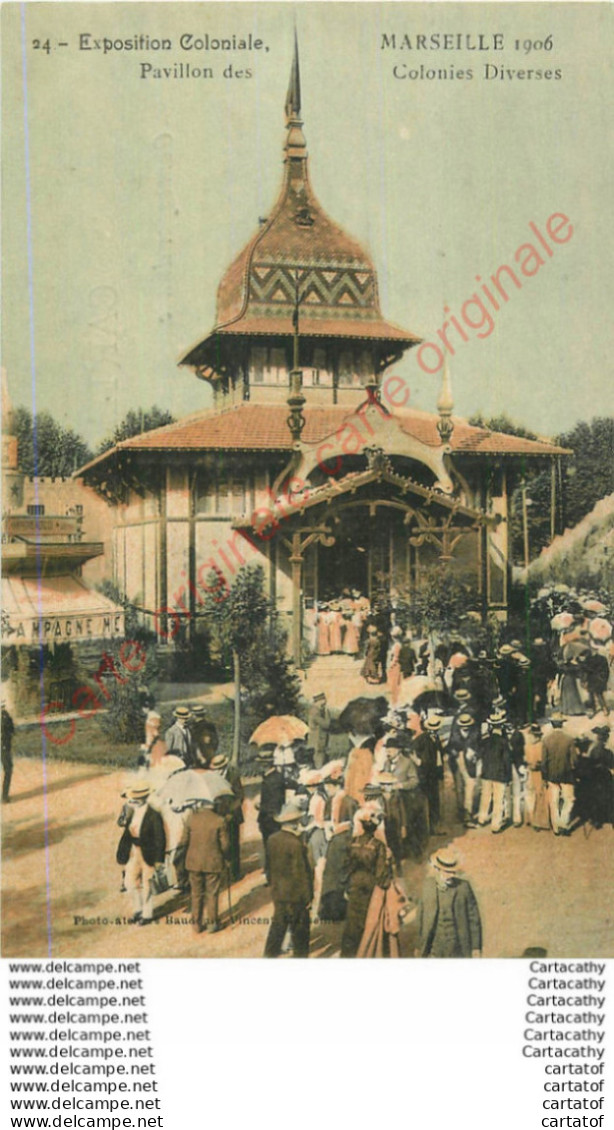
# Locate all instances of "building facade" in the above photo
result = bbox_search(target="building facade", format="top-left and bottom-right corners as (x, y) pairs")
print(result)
(79, 44), (565, 662)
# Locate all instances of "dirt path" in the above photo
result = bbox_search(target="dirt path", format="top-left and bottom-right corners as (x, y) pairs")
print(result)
(3, 754), (613, 959)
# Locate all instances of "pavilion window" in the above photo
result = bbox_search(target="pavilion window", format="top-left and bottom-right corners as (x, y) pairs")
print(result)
(267, 347), (287, 384)
(357, 349), (373, 381)
(194, 471), (214, 516)
(251, 347), (266, 384)
(304, 346), (333, 387)
(215, 470), (230, 515)
(231, 477), (246, 513)
(338, 350), (360, 387)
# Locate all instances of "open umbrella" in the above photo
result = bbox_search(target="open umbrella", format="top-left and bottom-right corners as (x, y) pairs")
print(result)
(250, 715), (309, 747)
(156, 768), (232, 811)
(551, 612), (574, 631)
(582, 599), (608, 615)
(338, 696), (388, 737)
(412, 688), (457, 714)
(588, 617), (612, 642)
(399, 675), (438, 705)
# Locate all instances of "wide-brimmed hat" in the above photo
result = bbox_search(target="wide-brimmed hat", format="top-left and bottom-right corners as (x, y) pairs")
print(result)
(529, 723), (542, 735)
(424, 716), (442, 731)
(173, 706), (191, 720)
(430, 848), (460, 874)
(209, 753), (229, 770)
(575, 736), (592, 750)
(189, 704), (209, 718)
(377, 771), (400, 787)
(363, 783), (383, 799)
(302, 769), (322, 787)
(550, 712), (565, 726)
(256, 748), (275, 761)
(458, 712), (475, 728)
(356, 806), (382, 826)
(591, 725), (611, 737)
(125, 782), (152, 801)
(274, 804), (304, 824)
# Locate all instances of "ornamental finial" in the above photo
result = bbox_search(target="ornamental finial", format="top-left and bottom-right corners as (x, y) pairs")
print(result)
(436, 359), (454, 444)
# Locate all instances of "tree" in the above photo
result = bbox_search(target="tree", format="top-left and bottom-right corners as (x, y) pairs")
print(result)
(96, 582), (159, 744)
(202, 565), (301, 765)
(468, 412), (538, 441)
(97, 406), (176, 454)
(469, 413), (614, 561)
(12, 406), (93, 476)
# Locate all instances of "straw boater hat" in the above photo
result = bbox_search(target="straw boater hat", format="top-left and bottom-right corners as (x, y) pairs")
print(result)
(189, 704), (209, 718)
(274, 804), (304, 824)
(458, 712), (475, 728)
(454, 688), (472, 702)
(430, 848), (460, 875)
(498, 644), (514, 656)
(173, 706), (191, 720)
(210, 753), (229, 770)
(313, 691), (326, 702)
(487, 710), (507, 727)
(424, 716), (442, 731)
(377, 772), (401, 788)
(256, 748), (274, 761)
(125, 782), (152, 801)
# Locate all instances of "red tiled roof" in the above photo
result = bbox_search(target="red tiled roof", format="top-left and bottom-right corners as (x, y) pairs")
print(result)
(77, 403), (568, 476)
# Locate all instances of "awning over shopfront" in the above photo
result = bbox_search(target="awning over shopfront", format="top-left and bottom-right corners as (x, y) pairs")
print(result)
(1, 574), (125, 646)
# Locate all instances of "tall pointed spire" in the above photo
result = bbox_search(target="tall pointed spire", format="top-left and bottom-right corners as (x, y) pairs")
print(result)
(285, 29), (301, 121)
(284, 31), (307, 163)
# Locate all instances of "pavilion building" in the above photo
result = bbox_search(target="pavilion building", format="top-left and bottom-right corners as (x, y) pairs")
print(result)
(78, 43), (566, 662)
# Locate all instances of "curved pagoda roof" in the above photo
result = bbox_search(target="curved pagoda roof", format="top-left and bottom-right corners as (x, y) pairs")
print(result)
(180, 38), (420, 378)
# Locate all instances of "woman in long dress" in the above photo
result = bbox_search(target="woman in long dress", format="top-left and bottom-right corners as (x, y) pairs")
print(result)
(387, 626), (403, 705)
(523, 723), (550, 831)
(559, 652), (586, 716)
(343, 610), (361, 656)
(316, 604), (331, 656)
(341, 810), (391, 957)
(361, 626), (383, 684)
(328, 605), (343, 654)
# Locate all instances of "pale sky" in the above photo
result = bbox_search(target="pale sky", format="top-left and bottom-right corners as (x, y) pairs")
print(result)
(2, 2), (613, 445)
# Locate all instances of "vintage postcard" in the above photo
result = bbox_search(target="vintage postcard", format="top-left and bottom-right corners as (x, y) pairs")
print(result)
(2, 1), (613, 960)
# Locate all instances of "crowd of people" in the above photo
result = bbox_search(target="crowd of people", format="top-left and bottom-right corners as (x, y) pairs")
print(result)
(4, 581), (610, 957)
(110, 582), (612, 957)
